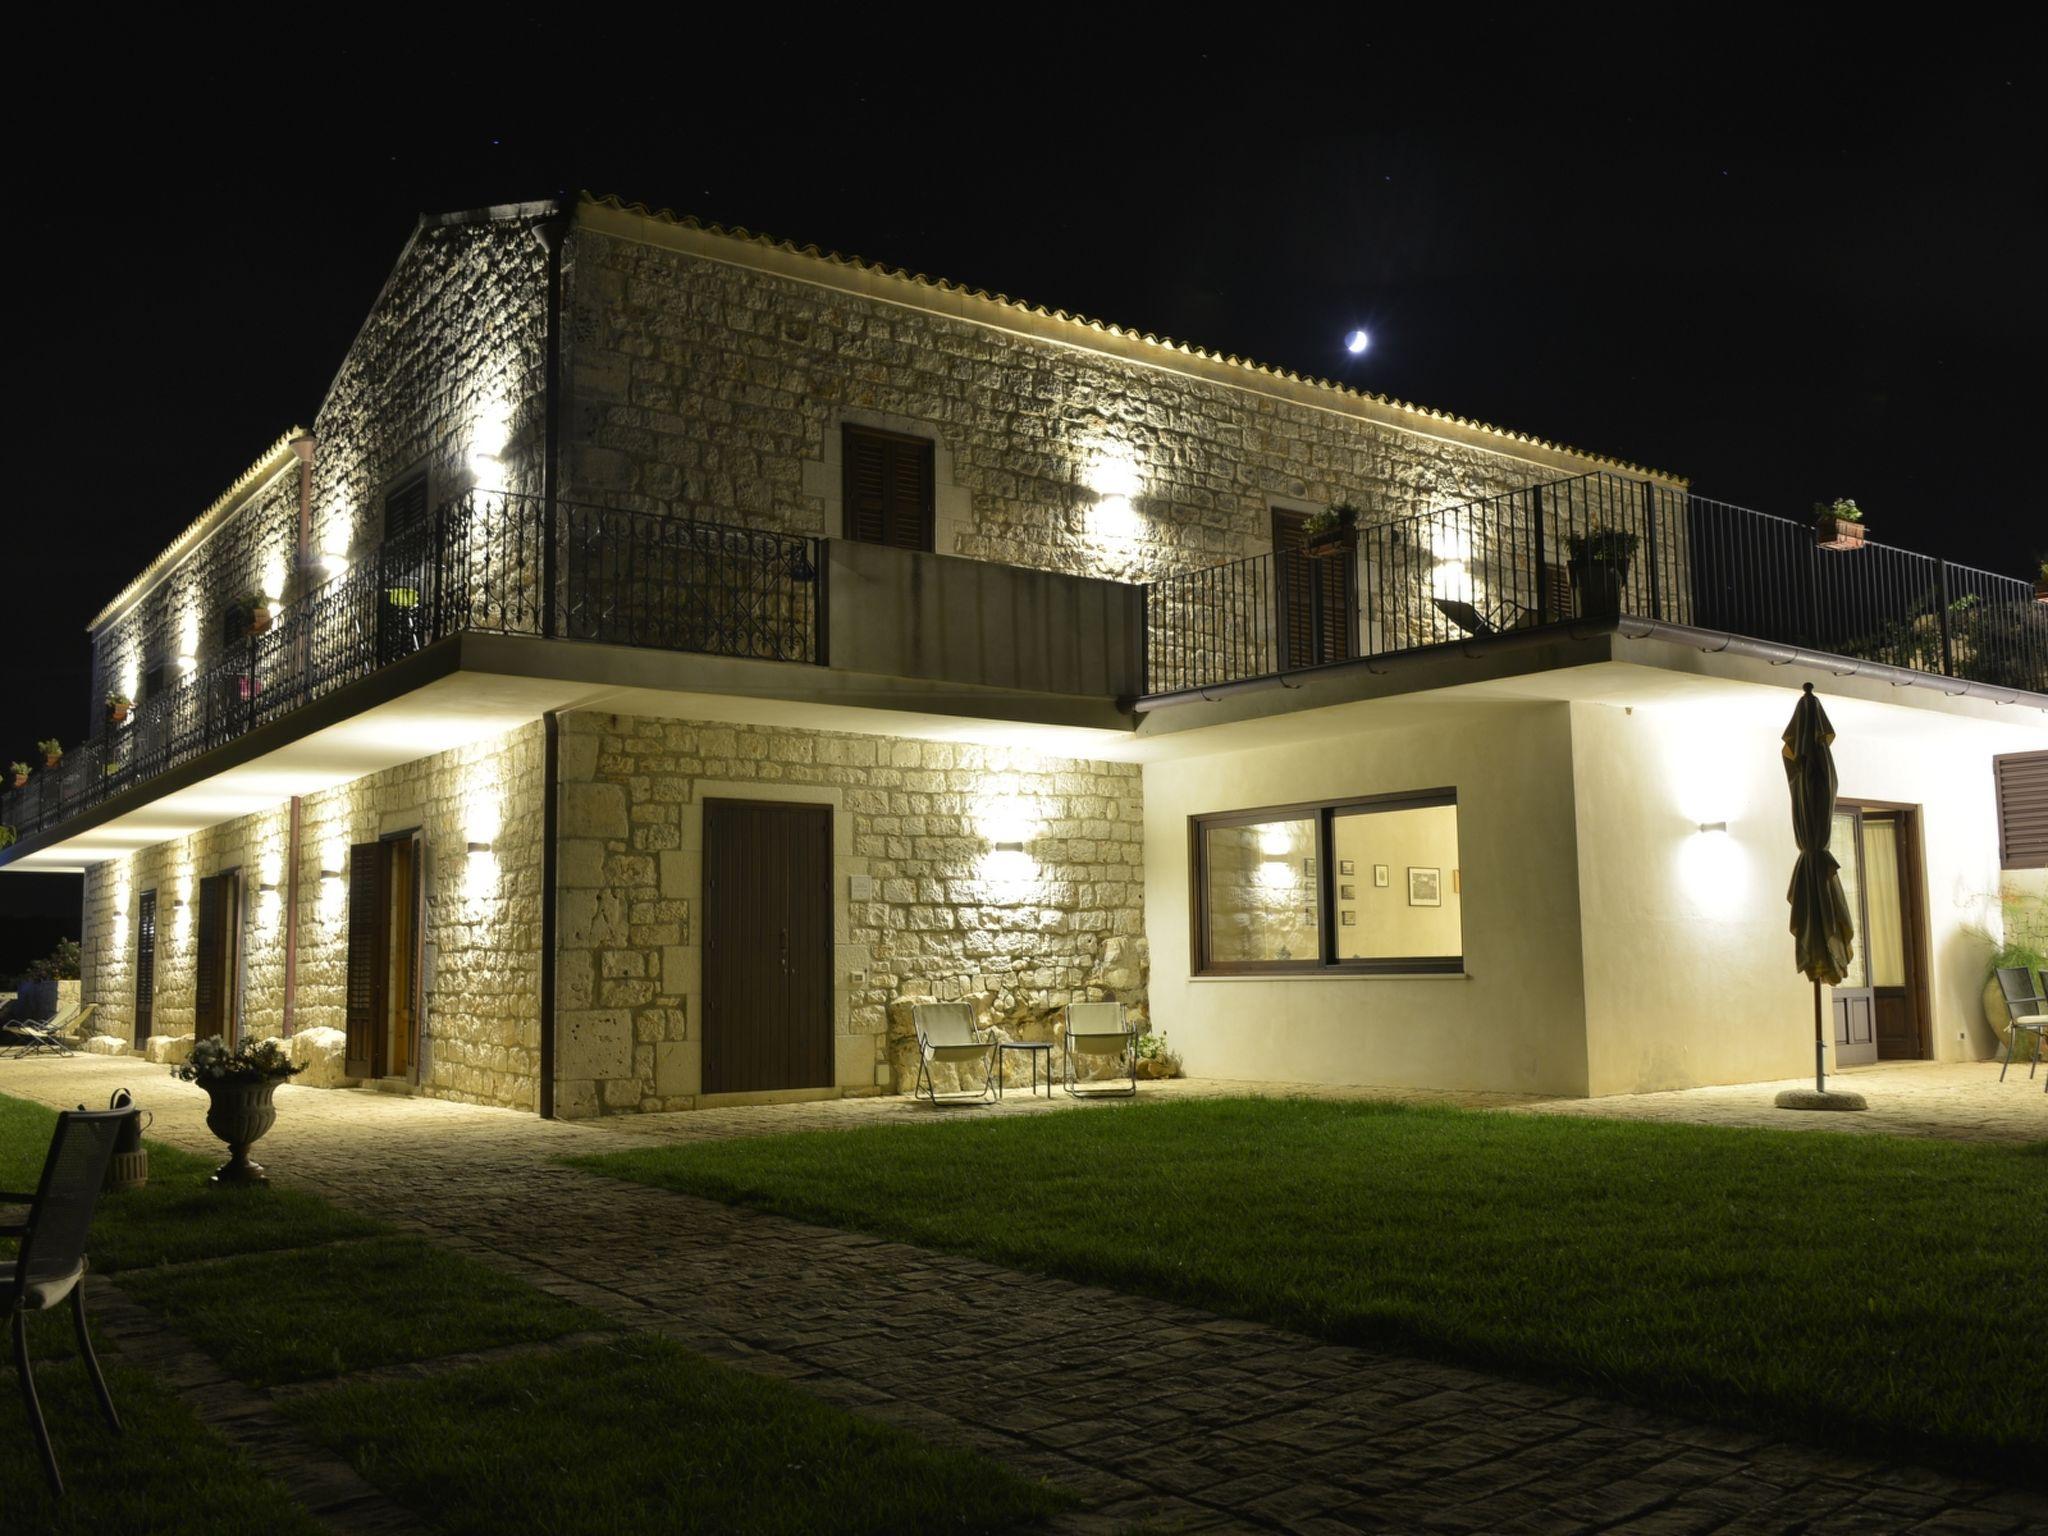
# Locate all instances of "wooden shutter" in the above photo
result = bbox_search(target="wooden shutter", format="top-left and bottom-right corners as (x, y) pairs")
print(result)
(344, 841), (391, 1077)
(383, 475), (429, 542)
(193, 875), (230, 1041)
(842, 426), (934, 551)
(1995, 751), (2048, 869)
(134, 889), (157, 1046)
(1272, 511), (1355, 669)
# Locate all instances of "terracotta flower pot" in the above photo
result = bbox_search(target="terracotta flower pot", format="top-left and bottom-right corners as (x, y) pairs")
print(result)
(9, 772), (25, 788)
(43, 754), (60, 769)
(1815, 515), (1866, 551)
(202, 1078), (282, 1185)
(247, 606), (274, 635)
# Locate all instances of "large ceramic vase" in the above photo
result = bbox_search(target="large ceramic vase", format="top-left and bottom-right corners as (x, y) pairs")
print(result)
(203, 1078), (281, 1186)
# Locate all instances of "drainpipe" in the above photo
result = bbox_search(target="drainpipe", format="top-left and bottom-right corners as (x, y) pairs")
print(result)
(281, 795), (303, 1036)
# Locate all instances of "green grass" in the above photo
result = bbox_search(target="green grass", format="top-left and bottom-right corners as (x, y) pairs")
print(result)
(287, 1333), (1071, 1536)
(119, 1234), (606, 1385)
(0, 1091), (379, 1272)
(573, 1096), (2048, 1475)
(0, 1356), (325, 1536)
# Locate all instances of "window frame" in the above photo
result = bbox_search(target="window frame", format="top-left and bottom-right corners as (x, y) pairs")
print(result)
(1188, 787), (1463, 977)
(840, 424), (935, 551)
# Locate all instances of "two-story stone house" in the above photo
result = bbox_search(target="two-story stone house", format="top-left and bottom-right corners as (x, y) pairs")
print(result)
(4, 193), (2044, 1116)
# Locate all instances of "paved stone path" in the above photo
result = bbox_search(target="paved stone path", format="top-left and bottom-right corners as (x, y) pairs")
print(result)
(5, 1056), (2043, 1533)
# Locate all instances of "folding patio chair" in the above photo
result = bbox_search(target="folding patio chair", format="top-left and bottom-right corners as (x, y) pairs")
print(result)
(4, 1105), (136, 1496)
(1, 1003), (81, 1059)
(1993, 967), (2047, 1092)
(1062, 1001), (1139, 1098)
(911, 1002), (998, 1106)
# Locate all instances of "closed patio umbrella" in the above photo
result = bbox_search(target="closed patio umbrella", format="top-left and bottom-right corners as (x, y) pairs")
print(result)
(1781, 682), (1861, 1106)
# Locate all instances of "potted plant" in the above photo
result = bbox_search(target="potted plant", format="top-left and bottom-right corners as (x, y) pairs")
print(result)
(172, 1036), (303, 1185)
(0, 825), (15, 849)
(245, 594), (276, 635)
(1814, 498), (1866, 551)
(1565, 528), (1641, 619)
(37, 738), (61, 769)
(1300, 503), (1362, 559)
(8, 762), (27, 789)
(105, 691), (134, 726)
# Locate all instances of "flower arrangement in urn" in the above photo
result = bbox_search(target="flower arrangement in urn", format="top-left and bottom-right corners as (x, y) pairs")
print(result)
(173, 1036), (303, 1186)
(1813, 497), (1866, 550)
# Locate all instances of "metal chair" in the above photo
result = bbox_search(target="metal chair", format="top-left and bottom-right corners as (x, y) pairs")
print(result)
(3, 1105), (135, 1496)
(911, 1003), (998, 1106)
(1992, 967), (2048, 1092)
(1062, 1001), (1139, 1098)
(1, 1003), (82, 1058)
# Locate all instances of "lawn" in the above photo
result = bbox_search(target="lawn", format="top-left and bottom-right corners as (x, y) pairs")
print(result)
(574, 1096), (2048, 1476)
(3, 1089), (1070, 1532)
(289, 1333), (1072, 1536)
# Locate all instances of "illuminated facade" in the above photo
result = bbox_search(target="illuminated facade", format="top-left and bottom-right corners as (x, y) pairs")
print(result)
(4, 195), (2043, 1114)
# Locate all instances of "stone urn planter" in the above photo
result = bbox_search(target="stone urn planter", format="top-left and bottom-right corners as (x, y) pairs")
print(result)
(171, 1036), (302, 1187)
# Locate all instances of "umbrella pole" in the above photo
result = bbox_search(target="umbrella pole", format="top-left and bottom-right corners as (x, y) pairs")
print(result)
(1812, 979), (1826, 1094)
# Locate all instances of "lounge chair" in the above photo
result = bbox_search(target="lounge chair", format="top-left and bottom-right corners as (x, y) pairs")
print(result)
(1993, 967), (2047, 1092)
(1062, 1001), (1138, 1098)
(4, 1105), (135, 1495)
(1, 1003), (82, 1059)
(911, 1002), (998, 1106)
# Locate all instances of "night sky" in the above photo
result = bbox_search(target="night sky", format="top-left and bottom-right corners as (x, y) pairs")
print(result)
(3, 32), (2039, 965)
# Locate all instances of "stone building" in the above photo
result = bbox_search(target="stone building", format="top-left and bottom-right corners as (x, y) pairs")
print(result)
(4, 194), (2044, 1115)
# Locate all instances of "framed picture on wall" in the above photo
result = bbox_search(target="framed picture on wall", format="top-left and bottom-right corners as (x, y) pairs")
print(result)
(1373, 864), (1389, 887)
(1408, 867), (1441, 907)
(1338, 859), (1355, 876)
(1339, 884), (1356, 900)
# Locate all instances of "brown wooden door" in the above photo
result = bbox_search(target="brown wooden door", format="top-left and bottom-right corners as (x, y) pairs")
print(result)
(842, 426), (934, 551)
(1273, 509), (1355, 669)
(192, 872), (240, 1043)
(344, 841), (391, 1078)
(703, 800), (834, 1094)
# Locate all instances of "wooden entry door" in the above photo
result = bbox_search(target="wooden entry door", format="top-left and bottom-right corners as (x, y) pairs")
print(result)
(344, 833), (424, 1081)
(1831, 806), (1926, 1065)
(193, 871), (241, 1043)
(703, 800), (833, 1094)
(1273, 509), (1355, 670)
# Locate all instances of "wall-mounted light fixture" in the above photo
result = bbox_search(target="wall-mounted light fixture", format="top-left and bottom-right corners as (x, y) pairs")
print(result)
(319, 866), (344, 882)
(258, 881), (280, 895)
(466, 840), (493, 855)
(1696, 820), (1729, 834)
(992, 840), (1025, 855)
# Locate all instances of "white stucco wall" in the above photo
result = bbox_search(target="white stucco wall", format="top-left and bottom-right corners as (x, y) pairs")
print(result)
(1570, 691), (2048, 1095)
(1143, 699), (1591, 1096)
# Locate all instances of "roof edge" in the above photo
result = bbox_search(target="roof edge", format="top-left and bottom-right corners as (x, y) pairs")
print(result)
(89, 429), (308, 633)
(577, 191), (1687, 486)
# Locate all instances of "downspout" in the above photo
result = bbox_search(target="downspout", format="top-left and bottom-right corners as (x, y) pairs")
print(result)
(539, 710), (560, 1118)
(281, 795), (302, 1036)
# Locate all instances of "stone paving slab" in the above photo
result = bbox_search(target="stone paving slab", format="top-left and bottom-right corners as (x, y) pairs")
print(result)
(4, 1054), (2043, 1533)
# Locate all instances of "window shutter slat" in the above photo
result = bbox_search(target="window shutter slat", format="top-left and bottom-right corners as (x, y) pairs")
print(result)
(1995, 752), (2048, 869)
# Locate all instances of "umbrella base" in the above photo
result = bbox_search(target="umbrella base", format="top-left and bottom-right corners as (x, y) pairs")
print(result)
(1773, 1088), (1869, 1112)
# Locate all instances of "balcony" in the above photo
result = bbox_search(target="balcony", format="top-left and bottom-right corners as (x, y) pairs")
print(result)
(1, 493), (825, 846)
(1138, 472), (2048, 703)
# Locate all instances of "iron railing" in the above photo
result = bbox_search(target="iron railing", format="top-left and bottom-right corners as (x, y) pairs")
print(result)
(1141, 472), (2048, 698)
(1, 493), (824, 844)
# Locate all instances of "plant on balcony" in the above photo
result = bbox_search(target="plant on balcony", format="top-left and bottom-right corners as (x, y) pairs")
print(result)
(1565, 528), (1641, 620)
(105, 691), (133, 725)
(244, 593), (277, 635)
(0, 825), (14, 849)
(1813, 498), (1867, 551)
(36, 738), (61, 767)
(1301, 503), (1361, 560)
(7, 763), (28, 789)
(173, 1035), (303, 1185)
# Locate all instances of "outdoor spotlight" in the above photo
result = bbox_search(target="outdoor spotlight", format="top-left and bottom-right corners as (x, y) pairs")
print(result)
(466, 840), (494, 855)
(1697, 820), (1729, 834)
(992, 841), (1025, 854)
(1344, 328), (1371, 355)
(258, 881), (280, 894)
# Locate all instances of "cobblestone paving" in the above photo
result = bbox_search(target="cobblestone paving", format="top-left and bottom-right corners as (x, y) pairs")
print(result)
(6, 1055), (2043, 1533)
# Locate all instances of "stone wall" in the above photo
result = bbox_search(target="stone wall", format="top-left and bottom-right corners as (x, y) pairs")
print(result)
(553, 711), (1146, 1117)
(311, 207), (554, 562)
(80, 722), (544, 1109)
(559, 208), (1664, 591)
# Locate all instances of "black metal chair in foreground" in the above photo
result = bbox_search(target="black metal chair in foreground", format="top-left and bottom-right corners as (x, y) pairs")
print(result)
(2, 1105), (135, 1495)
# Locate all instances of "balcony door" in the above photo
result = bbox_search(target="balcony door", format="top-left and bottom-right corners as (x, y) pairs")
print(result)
(702, 800), (833, 1094)
(345, 831), (425, 1081)
(1273, 509), (1354, 670)
(1831, 804), (1927, 1065)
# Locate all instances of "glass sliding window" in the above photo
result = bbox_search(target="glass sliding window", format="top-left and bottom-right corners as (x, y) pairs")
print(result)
(1192, 791), (1463, 975)
(1330, 802), (1462, 964)
(1201, 816), (1321, 966)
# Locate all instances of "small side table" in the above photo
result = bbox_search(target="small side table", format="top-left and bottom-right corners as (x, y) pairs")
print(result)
(994, 1040), (1054, 1101)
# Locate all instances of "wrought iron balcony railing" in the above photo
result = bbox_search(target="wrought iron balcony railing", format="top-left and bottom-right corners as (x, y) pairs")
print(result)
(0, 493), (824, 845)
(1140, 472), (2048, 699)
